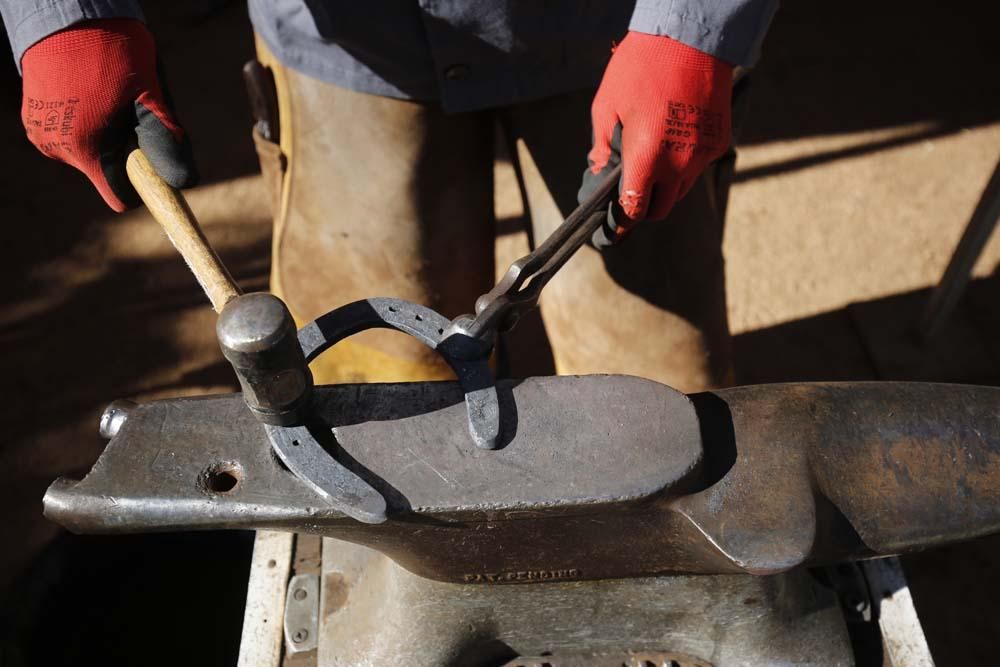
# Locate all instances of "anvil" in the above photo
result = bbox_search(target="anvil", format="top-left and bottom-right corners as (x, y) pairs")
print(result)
(44, 374), (1000, 584)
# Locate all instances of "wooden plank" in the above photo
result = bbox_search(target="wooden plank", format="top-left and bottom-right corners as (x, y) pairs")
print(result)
(238, 530), (295, 667)
(862, 558), (935, 667)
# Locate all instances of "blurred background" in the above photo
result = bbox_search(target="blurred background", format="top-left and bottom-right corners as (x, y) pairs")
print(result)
(1, 1), (999, 664)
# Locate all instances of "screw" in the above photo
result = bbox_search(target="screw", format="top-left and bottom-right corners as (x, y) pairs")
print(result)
(292, 629), (309, 643)
(293, 588), (307, 601)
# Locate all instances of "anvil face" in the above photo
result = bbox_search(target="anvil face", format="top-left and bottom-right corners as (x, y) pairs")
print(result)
(44, 376), (1000, 583)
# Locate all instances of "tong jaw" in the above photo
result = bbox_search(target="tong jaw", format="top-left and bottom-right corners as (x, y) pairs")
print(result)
(443, 163), (623, 345)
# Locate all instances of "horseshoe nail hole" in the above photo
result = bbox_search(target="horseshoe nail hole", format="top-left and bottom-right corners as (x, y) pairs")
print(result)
(292, 439), (300, 447)
(415, 314), (423, 321)
(388, 306), (398, 312)
(438, 328), (444, 334)
(267, 559), (277, 568)
(201, 461), (243, 495)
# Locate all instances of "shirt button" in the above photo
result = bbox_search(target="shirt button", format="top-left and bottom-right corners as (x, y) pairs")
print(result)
(444, 64), (469, 80)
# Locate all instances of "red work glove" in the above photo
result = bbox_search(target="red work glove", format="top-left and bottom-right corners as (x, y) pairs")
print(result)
(583, 31), (732, 236)
(20, 18), (196, 212)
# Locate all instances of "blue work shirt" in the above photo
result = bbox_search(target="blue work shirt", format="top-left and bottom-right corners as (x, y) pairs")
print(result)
(2, 1), (777, 112)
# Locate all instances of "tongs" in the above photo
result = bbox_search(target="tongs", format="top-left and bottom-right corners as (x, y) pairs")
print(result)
(444, 163), (622, 344)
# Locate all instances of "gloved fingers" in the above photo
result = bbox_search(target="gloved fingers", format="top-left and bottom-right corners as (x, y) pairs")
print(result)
(18, 90), (133, 211)
(93, 103), (144, 211)
(93, 93), (197, 210)
(21, 90), (195, 213)
(134, 91), (198, 189)
(589, 199), (637, 249)
(84, 164), (131, 212)
(586, 96), (619, 173)
(603, 122), (624, 172)
(18, 19), (194, 212)
(618, 123), (662, 222)
(578, 122), (623, 205)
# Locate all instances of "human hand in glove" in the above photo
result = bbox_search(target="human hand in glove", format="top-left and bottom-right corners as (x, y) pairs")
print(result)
(582, 31), (732, 240)
(20, 18), (196, 212)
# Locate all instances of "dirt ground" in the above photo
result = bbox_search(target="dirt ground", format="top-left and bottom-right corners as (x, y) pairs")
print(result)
(1, 1), (999, 665)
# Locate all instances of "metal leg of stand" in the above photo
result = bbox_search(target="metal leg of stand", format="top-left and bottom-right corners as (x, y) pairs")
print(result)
(918, 158), (1000, 341)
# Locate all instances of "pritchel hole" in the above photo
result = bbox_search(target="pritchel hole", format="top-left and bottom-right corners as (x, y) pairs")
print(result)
(201, 461), (243, 495)
(202, 463), (242, 493)
(293, 588), (308, 601)
(207, 470), (238, 493)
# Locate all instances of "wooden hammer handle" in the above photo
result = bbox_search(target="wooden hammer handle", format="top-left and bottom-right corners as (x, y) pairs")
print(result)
(126, 149), (242, 313)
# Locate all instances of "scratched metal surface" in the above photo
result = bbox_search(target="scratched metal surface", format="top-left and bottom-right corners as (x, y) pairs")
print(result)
(45, 374), (700, 518)
(43, 377), (1000, 584)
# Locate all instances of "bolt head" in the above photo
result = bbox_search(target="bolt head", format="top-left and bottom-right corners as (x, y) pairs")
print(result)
(99, 400), (137, 439)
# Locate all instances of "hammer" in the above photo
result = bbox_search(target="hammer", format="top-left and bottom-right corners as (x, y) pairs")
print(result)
(125, 149), (312, 425)
(125, 149), (241, 312)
